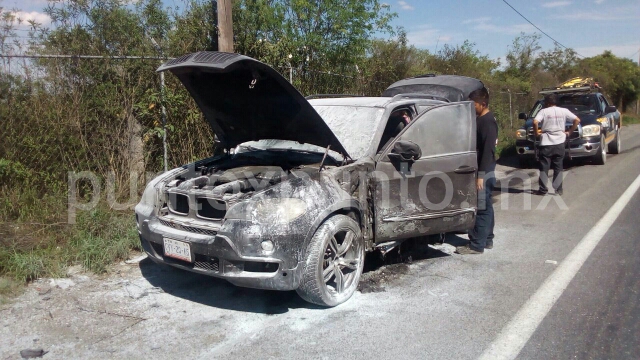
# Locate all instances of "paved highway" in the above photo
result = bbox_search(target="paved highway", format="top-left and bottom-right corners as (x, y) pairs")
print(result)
(2, 124), (640, 360)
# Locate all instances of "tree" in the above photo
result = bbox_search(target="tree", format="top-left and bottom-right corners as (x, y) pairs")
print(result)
(361, 30), (425, 95)
(499, 33), (541, 93)
(539, 44), (579, 83)
(579, 51), (640, 111)
(232, 0), (396, 94)
(429, 40), (499, 79)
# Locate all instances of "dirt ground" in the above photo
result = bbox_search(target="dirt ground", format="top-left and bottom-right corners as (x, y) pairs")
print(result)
(0, 239), (456, 360)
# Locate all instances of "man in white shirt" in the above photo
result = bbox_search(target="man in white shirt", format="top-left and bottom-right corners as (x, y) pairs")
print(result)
(533, 94), (580, 195)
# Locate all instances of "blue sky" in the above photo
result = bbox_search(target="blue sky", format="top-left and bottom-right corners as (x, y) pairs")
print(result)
(6, 0), (640, 63)
(389, 0), (640, 63)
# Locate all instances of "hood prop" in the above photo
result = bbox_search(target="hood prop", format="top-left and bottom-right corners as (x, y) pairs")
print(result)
(318, 145), (331, 172)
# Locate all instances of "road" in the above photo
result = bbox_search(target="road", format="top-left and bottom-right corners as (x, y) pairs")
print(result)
(2, 124), (640, 360)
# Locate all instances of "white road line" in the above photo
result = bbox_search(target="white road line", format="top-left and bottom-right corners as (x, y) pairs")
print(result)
(479, 173), (640, 360)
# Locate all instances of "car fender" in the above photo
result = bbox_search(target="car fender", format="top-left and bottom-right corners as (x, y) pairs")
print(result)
(302, 199), (365, 254)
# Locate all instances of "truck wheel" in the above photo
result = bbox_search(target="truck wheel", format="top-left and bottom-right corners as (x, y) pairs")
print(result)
(593, 135), (606, 165)
(608, 127), (621, 154)
(297, 215), (364, 307)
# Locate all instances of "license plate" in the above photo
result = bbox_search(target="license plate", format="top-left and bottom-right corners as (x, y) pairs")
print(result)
(163, 238), (192, 262)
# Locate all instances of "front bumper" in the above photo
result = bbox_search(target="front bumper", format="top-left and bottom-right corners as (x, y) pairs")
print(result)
(138, 217), (304, 291)
(516, 137), (602, 159)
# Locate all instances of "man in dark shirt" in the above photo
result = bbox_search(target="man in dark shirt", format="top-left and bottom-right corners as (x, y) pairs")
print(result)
(457, 87), (498, 255)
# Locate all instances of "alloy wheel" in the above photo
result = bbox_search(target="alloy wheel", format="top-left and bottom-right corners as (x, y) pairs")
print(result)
(322, 229), (361, 295)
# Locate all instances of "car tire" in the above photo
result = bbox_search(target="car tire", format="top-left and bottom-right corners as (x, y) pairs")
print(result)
(593, 135), (606, 165)
(296, 215), (364, 307)
(608, 127), (621, 154)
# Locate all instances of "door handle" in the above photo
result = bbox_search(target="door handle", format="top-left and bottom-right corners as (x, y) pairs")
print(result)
(454, 166), (476, 174)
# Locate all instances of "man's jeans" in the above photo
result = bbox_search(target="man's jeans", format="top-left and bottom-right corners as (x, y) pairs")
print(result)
(469, 167), (495, 252)
(538, 143), (565, 193)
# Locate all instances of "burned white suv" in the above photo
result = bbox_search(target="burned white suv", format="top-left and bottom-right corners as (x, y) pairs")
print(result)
(135, 52), (481, 306)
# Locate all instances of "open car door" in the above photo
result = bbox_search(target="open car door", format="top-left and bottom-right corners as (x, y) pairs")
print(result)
(372, 102), (478, 242)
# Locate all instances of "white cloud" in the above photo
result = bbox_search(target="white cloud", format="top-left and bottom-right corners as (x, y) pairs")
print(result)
(463, 18), (535, 35)
(4, 0), (50, 15)
(542, 1), (572, 8)
(554, 11), (614, 20)
(552, 4), (640, 20)
(406, 25), (452, 47)
(8, 10), (51, 26)
(397, 1), (414, 11)
(553, 10), (639, 21)
(462, 17), (492, 25)
(574, 44), (640, 58)
(594, 0), (605, 4)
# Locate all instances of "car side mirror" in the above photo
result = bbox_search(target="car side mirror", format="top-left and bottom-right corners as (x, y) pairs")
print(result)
(605, 105), (616, 114)
(518, 112), (527, 120)
(388, 140), (422, 162)
(388, 140), (421, 174)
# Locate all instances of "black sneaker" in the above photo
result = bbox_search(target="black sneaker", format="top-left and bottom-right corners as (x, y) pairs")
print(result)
(455, 245), (483, 255)
(533, 190), (548, 196)
(485, 242), (493, 250)
(555, 189), (563, 196)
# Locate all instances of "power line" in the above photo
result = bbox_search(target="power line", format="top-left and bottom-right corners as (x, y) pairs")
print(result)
(500, 0), (584, 58)
(0, 54), (171, 60)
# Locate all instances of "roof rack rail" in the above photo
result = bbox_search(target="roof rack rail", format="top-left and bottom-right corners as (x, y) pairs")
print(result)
(539, 86), (598, 95)
(305, 94), (364, 100)
(389, 93), (450, 103)
(412, 73), (437, 78)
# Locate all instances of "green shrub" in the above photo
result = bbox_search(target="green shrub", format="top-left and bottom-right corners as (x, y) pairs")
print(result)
(0, 204), (139, 282)
(0, 159), (32, 187)
(66, 208), (140, 273)
(623, 113), (640, 125)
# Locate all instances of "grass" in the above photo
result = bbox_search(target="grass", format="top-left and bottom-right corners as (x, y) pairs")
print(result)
(67, 208), (140, 273)
(623, 113), (640, 125)
(496, 127), (517, 159)
(0, 200), (140, 290)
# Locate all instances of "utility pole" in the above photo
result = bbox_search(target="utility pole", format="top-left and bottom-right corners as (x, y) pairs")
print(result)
(217, 0), (233, 53)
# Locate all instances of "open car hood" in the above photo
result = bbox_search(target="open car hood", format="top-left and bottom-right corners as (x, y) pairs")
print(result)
(382, 74), (485, 102)
(158, 52), (349, 156)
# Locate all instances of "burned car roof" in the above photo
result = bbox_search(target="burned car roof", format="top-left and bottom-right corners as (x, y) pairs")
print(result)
(157, 52), (349, 157)
(382, 74), (485, 102)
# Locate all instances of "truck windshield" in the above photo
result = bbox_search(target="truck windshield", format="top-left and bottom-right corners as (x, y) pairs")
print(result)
(557, 94), (600, 115)
(530, 94), (600, 118)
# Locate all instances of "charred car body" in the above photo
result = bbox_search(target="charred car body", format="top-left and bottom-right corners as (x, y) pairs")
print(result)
(516, 78), (622, 167)
(135, 52), (482, 306)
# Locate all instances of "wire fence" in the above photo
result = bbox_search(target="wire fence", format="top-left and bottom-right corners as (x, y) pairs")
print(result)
(0, 53), (392, 204)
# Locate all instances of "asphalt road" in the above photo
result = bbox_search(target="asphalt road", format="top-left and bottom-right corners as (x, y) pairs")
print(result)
(2, 124), (640, 360)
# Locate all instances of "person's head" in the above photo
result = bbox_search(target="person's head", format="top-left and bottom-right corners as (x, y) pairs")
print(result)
(469, 87), (490, 116)
(544, 94), (557, 108)
(391, 109), (411, 124)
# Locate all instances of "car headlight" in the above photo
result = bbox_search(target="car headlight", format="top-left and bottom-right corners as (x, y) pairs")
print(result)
(139, 180), (160, 207)
(582, 125), (601, 137)
(226, 198), (307, 224)
(516, 129), (527, 140)
(138, 168), (182, 207)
